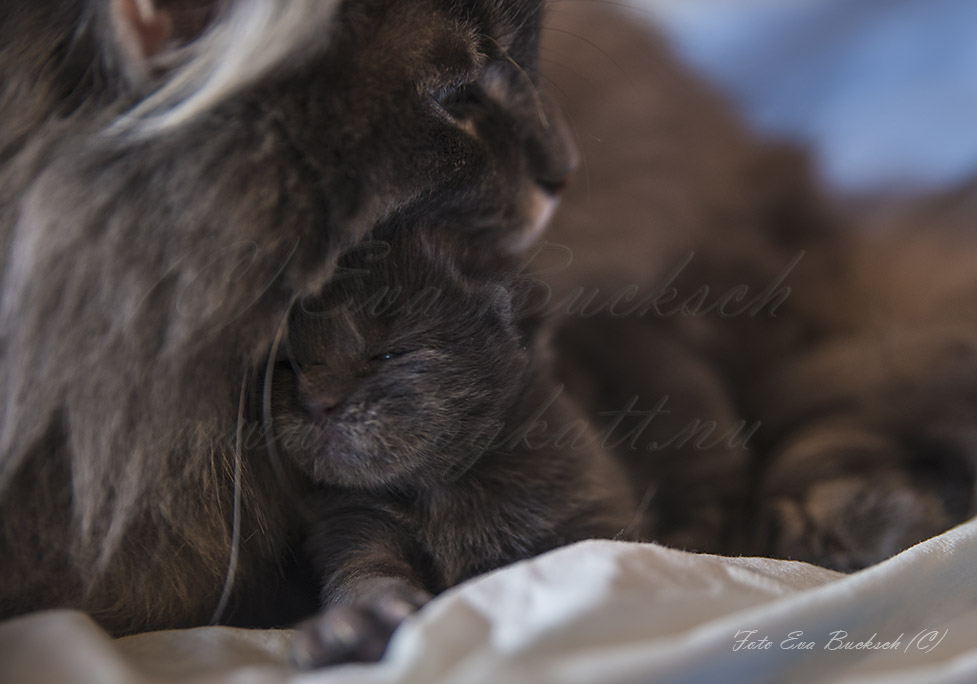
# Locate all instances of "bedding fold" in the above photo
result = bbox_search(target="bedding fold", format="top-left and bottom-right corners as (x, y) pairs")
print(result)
(3, 519), (977, 683)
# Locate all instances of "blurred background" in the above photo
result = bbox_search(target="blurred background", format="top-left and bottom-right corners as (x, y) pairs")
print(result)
(631, 0), (977, 195)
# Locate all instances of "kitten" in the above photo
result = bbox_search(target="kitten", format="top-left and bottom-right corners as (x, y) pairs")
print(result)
(0, 0), (575, 634)
(265, 226), (637, 668)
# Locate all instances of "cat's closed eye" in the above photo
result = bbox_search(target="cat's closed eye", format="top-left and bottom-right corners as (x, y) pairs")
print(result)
(430, 83), (483, 117)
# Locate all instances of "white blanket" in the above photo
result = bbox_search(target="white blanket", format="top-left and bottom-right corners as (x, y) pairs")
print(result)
(4, 518), (977, 684)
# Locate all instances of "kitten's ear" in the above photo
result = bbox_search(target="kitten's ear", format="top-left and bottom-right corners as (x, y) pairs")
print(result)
(108, 0), (217, 81)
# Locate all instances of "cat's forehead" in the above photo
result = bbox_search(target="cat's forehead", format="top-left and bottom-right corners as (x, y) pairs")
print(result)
(436, 0), (540, 29)
(439, 0), (541, 53)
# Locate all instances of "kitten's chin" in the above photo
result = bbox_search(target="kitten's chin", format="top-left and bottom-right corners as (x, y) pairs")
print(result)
(506, 187), (560, 253)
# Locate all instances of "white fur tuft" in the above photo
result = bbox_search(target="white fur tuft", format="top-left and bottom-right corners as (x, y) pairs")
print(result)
(111, 0), (341, 138)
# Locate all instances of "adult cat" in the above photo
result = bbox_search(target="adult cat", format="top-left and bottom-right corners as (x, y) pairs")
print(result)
(0, 0), (575, 635)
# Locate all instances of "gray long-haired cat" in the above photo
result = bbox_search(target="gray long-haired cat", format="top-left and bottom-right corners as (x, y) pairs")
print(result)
(0, 0), (576, 635)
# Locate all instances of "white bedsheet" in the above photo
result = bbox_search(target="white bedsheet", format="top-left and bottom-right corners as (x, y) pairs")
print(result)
(4, 518), (977, 684)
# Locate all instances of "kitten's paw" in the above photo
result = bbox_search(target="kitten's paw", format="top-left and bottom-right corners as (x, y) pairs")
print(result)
(761, 474), (952, 572)
(289, 586), (431, 670)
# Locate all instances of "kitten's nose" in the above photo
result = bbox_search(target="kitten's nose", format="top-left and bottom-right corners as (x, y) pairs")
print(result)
(303, 392), (343, 422)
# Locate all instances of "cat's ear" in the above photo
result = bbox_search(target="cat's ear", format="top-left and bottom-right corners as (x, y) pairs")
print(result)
(108, 0), (217, 81)
(108, 0), (341, 136)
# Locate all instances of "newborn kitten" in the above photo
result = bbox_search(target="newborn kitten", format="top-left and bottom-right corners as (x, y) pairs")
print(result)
(0, 0), (575, 633)
(267, 227), (637, 668)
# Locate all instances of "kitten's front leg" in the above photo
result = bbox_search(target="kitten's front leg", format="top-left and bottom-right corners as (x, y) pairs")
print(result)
(290, 501), (431, 670)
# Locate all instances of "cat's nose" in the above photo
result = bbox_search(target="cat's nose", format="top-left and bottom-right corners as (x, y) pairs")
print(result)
(303, 392), (343, 422)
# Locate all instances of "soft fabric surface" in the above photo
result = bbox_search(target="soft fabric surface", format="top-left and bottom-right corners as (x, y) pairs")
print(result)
(3, 518), (977, 684)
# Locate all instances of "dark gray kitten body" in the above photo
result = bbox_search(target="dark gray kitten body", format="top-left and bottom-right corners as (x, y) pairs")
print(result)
(0, 0), (574, 634)
(268, 227), (636, 666)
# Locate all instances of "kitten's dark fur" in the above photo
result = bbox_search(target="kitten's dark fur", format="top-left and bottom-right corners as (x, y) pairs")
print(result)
(267, 227), (636, 667)
(0, 0), (575, 634)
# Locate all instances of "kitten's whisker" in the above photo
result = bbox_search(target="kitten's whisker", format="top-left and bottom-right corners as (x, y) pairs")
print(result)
(209, 374), (247, 625)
